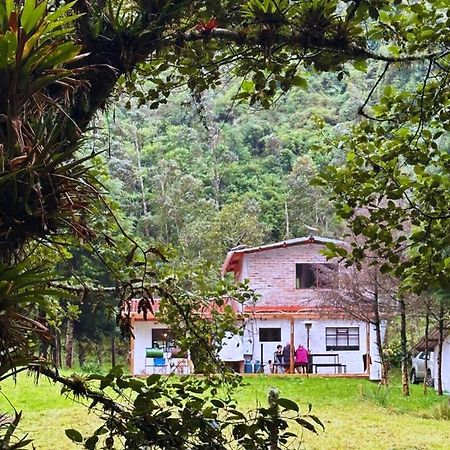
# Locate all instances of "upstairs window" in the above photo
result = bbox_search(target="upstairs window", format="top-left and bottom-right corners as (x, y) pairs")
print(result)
(325, 327), (360, 351)
(259, 328), (281, 342)
(296, 263), (338, 289)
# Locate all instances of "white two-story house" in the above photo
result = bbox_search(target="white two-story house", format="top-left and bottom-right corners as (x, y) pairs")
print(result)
(221, 235), (385, 379)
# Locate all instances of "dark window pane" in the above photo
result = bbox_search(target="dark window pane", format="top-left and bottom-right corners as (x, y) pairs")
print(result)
(152, 328), (174, 351)
(259, 328), (281, 342)
(296, 264), (316, 289)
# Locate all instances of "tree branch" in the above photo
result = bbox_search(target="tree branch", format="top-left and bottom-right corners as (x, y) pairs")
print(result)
(179, 29), (445, 63)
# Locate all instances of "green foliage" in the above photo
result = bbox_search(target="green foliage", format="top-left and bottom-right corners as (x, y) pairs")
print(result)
(0, 411), (33, 449)
(0, 262), (67, 380)
(317, 55), (450, 293)
(430, 400), (450, 421)
(383, 342), (404, 369)
(360, 385), (391, 408)
(61, 367), (322, 449)
(97, 75), (353, 267)
(0, 0), (448, 447)
(0, 0), (96, 260)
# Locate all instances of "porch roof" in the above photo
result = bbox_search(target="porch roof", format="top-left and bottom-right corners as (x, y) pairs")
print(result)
(243, 304), (357, 320)
(221, 235), (344, 274)
(128, 297), (241, 321)
(412, 323), (450, 351)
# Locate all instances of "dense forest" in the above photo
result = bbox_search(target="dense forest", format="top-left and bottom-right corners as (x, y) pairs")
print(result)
(95, 66), (413, 265)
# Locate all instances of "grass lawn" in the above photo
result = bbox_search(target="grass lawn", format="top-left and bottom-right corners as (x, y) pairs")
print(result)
(236, 375), (450, 449)
(1, 372), (450, 449)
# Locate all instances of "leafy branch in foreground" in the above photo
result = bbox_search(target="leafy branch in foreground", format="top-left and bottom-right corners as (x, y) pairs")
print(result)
(36, 366), (323, 450)
(0, 410), (32, 450)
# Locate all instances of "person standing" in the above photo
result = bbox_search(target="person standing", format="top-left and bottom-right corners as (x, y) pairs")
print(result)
(295, 344), (309, 374)
(282, 343), (291, 373)
(273, 344), (284, 373)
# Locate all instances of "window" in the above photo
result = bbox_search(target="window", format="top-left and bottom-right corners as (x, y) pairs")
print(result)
(418, 351), (431, 361)
(296, 264), (316, 289)
(259, 328), (281, 342)
(296, 263), (338, 289)
(325, 327), (359, 351)
(152, 328), (174, 351)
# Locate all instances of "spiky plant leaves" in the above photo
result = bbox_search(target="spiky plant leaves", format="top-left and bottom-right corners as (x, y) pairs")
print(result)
(0, 411), (33, 449)
(0, 1), (99, 261)
(0, 261), (67, 381)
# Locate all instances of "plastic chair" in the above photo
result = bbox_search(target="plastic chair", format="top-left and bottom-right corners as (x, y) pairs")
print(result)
(153, 357), (167, 374)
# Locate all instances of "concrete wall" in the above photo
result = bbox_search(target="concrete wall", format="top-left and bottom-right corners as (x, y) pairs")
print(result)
(238, 243), (340, 306)
(218, 332), (244, 361)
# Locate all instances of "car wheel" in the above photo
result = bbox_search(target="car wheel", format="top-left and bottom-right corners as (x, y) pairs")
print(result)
(410, 369), (418, 384)
(426, 370), (433, 387)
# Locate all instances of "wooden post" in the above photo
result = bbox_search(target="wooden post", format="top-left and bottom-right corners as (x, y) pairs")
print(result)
(129, 318), (135, 375)
(290, 318), (295, 374)
(366, 323), (370, 375)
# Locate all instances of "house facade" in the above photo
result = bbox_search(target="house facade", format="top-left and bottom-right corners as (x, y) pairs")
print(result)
(438, 336), (450, 392)
(129, 235), (385, 379)
(130, 303), (193, 376)
(221, 236), (385, 380)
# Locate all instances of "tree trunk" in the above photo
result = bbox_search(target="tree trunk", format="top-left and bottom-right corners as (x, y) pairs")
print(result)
(437, 300), (444, 395)
(78, 340), (87, 367)
(53, 329), (62, 369)
(133, 129), (149, 236)
(65, 320), (74, 368)
(399, 296), (409, 396)
(267, 388), (280, 450)
(373, 273), (388, 384)
(284, 196), (290, 239)
(111, 333), (116, 368)
(423, 302), (430, 394)
(97, 342), (103, 366)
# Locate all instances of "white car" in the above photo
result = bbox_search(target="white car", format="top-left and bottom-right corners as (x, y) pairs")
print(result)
(410, 351), (434, 385)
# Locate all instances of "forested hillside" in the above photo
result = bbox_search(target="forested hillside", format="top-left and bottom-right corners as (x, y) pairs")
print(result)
(92, 64), (420, 267)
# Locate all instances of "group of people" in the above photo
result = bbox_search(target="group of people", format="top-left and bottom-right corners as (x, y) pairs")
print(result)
(270, 343), (310, 374)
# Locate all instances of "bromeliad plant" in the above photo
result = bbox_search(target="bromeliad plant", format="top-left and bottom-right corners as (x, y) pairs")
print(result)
(0, 0), (98, 262)
(0, 261), (66, 382)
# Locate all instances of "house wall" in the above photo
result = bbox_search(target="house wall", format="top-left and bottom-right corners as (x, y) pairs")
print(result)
(238, 243), (339, 306)
(244, 317), (383, 377)
(132, 320), (169, 375)
(218, 332), (244, 361)
(433, 336), (450, 393)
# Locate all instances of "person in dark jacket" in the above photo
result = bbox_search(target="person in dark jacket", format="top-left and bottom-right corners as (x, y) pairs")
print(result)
(282, 343), (291, 372)
(273, 344), (284, 373)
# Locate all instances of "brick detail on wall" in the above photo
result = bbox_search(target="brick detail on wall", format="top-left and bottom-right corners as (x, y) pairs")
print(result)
(239, 243), (338, 307)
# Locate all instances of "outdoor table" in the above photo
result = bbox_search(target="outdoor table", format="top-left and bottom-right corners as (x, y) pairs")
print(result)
(310, 353), (346, 374)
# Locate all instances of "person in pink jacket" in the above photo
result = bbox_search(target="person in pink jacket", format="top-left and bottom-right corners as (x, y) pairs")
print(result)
(295, 344), (309, 374)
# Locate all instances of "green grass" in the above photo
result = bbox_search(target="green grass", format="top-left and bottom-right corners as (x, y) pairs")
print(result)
(1, 373), (450, 449)
(235, 376), (450, 449)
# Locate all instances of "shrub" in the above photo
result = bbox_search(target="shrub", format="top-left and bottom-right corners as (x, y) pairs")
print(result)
(430, 400), (450, 421)
(360, 384), (391, 408)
